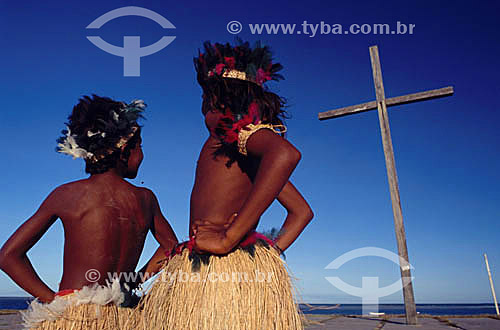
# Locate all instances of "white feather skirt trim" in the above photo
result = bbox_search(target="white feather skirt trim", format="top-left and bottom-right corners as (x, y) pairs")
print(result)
(21, 279), (125, 329)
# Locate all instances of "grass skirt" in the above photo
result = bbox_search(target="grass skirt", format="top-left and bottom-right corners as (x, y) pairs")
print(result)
(22, 279), (137, 329)
(140, 242), (303, 330)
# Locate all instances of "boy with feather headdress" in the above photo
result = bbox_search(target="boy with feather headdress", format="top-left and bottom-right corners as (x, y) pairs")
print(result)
(0, 95), (177, 329)
(141, 40), (313, 330)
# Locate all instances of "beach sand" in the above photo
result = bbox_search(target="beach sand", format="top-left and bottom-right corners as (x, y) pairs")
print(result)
(304, 314), (500, 329)
(0, 310), (22, 329)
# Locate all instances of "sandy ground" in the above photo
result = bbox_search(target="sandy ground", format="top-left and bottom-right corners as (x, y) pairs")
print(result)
(304, 314), (500, 329)
(0, 311), (23, 329)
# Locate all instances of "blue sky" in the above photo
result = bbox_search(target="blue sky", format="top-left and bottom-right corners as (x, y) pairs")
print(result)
(0, 0), (499, 304)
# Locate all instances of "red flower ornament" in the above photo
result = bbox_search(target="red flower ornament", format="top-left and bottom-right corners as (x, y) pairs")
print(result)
(256, 68), (272, 85)
(215, 63), (226, 75)
(224, 57), (236, 69)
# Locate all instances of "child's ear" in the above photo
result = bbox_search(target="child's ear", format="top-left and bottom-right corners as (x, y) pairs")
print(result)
(118, 144), (129, 162)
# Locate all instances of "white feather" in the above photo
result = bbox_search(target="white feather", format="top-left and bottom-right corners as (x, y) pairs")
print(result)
(112, 111), (119, 122)
(87, 130), (101, 137)
(21, 278), (125, 329)
(57, 127), (94, 160)
(129, 99), (146, 111)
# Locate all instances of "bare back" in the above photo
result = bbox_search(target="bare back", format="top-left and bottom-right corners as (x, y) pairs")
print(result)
(57, 174), (151, 290)
(189, 137), (258, 235)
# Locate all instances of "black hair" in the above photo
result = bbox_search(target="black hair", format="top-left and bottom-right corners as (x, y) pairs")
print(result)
(199, 76), (289, 126)
(58, 95), (142, 174)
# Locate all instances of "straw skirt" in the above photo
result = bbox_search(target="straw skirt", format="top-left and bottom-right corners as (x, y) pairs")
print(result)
(140, 242), (303, 330)
(22, 279), (137, 330)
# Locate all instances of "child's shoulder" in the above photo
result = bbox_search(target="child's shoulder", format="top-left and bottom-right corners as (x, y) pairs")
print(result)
(131, 185), (158, 203)
(51, 178), (90, 195)
(37, 179), (92, 211)
(51, 178), (157, 205)
(133, 185), (154, 196)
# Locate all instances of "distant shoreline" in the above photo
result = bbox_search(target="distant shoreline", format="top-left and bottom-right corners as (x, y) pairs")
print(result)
(0, 299), (497, 305)
(1, 299), (499, 317)
(2, 310), (500, 317)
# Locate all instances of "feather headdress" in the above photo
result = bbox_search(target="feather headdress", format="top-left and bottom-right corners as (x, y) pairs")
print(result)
(57, 98), (146, 163)
(194, 38), (284, 87)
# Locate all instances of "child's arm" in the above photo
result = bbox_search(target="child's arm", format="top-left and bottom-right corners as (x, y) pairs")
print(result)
(0, 189), (61, 303)
(193, 182), (312, 253)
(134, 247), (166, 286)
(273, 181), (314, 252)
(134, 190), (178, 284)
(195, 129), (301, 254)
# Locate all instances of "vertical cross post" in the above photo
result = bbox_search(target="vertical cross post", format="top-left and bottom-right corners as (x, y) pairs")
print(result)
(369, 45), (418, 325)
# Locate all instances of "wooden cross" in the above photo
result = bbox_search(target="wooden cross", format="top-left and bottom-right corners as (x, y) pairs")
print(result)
(318, 45), (454, 325)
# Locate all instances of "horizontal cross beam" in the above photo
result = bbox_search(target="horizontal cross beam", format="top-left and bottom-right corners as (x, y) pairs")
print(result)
(318, 86), (454, 121)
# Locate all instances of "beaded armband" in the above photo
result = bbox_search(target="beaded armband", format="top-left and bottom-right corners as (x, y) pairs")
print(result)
(237, 123), (287, 156)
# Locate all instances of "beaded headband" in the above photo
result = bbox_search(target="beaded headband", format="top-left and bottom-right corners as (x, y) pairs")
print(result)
(195, 39), (284, 87)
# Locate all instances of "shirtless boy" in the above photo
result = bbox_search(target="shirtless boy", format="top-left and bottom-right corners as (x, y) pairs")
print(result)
(142, 40), (313, 330)
(0, 95), (177, 329)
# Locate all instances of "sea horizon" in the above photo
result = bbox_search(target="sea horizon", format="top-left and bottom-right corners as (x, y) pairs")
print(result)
(0, 295), (495, 305)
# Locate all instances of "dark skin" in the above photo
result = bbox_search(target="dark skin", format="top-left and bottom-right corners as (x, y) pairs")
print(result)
(0, 135), (177, 302)
(191, 104), (314, 254)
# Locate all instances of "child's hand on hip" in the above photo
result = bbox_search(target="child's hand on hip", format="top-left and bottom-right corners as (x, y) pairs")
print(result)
(192, 213), (237, 254)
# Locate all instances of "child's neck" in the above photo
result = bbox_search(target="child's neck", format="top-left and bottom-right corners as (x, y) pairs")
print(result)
(90, 168), (127, 180)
